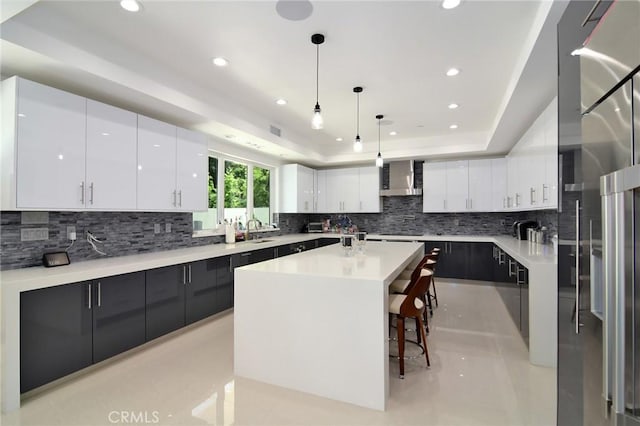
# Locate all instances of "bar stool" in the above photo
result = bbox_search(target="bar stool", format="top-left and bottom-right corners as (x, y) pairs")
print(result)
(391, 253), (437, 318)
(427, 248), (440, 308)
(388, 271), (432, 378)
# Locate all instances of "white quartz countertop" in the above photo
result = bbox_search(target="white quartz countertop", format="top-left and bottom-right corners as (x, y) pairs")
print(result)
(239, 241), (423, 284)
(0, 233), (554, 292)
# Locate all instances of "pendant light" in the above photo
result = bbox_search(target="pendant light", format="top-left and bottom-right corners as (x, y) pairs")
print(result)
(375, 114), (384, 168)
(311, 33), (325, 130)
(353, 87), (363, 152)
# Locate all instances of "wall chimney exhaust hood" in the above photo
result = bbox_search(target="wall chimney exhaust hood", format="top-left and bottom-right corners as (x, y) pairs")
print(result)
(380, 160), (422, 196)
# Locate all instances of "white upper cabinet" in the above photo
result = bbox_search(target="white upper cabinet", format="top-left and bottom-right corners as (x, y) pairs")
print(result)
(316, 170), (327, 213)
(324, 168), (359, 213)
(543, 98), (558, 208)
(358, 166), (381, 213)
(423, 162), (447, 212)
(446, 160), (469, 211)
(467, 159), (493, 211)
(137, 116), (177, 210)
(9, 78), (87, 209)
(85, 100), (137, 210)
(176, 128), (208, 211)
(490, 158), (508, 211)
(278, 164), (316, 213)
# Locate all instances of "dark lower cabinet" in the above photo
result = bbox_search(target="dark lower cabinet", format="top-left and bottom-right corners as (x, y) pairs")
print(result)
(518, 265), (529, 347)
(248, 247), (276, 264)
(145, 265), (186, 341)
(424, 241), (494, 281)
(317, 238), (338, 248)
(493, 246), (529, 345)
(20, 281), (93, 393)
(92, 272), (146, 363)
(212, 255), (233, 312)
(185, 260), (217, 325)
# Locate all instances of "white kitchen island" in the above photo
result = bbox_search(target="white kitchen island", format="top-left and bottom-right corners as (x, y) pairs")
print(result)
(233, 241), (424, 411)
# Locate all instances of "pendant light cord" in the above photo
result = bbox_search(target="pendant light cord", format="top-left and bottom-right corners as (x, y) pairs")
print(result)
(356, 92), (360, 136)
(316, 44), (319, 104)
(378, 117), (381, 152)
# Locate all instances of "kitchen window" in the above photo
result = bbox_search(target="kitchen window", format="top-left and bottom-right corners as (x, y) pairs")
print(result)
(192, 155), (273, 235)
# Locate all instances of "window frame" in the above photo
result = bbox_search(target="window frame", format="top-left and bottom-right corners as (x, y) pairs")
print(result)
(194, 152), (275, 234)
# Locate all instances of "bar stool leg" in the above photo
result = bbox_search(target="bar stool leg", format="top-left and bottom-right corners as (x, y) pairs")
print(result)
(417, 316), (430, 367)
(432, 277), (439, 307)
(397, 316), (405, 379)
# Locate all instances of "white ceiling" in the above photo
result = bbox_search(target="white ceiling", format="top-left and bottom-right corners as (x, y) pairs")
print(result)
(0, 0), (567, 167)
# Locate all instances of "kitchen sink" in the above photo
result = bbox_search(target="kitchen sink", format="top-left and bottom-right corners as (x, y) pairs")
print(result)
(250, 239), (274, 244)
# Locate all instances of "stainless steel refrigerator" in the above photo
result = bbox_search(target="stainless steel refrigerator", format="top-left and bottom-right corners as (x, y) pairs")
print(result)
(558, 0), (640, 424)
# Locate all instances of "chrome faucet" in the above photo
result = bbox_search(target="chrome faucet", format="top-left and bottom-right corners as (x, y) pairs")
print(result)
(246, 219), (259, 240)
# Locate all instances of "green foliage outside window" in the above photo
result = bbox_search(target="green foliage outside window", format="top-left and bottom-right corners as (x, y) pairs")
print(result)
(253, 167), (270, 208)
(224, 161), (247, 208)
(208, 157), (217, 209)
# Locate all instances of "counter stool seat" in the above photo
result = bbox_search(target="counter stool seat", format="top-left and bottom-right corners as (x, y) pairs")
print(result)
(389, 294), (424, 314)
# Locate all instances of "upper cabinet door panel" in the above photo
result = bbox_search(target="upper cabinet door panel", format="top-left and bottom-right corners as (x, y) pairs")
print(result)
(137, 115), (177, 210)
(358, 166), (381, 212)
(86, 100), (137, 210)
(446, 160), (469, 211)
(467, 159), (492, 211)
(490, 158), (508, 211)
(580, 0), (640, 112)
(423, 162), (447, 212)
(176, 127), (207, 211)
(16, 79), (86, 209)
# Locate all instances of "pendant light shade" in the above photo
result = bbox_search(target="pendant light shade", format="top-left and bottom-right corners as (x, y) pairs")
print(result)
(353, 87), (363, 152)
(311, 34), (325, 130)
(375, 114), (384, 168)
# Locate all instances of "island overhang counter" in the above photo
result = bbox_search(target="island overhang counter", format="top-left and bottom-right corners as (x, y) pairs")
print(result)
(233, 241), (424, 411)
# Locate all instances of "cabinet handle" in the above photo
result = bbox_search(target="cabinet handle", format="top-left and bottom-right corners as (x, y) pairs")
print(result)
(507, 196), (512, 208)
(499, 250), (505, 265)
(360, 201), (362, 211)
(516, 266), (526, 285)
(89, 183), (94, 205)
(80, 181), (85, 204)
(183, 265), (187, 285)
(241, 252), (252, 257)
(173, 190), (177, 207)
(97, 281), (101, 307)
(188, 264), (192, 283)
(503, 197), (506, 208)
(530, 187), (535, 204)
(516, 193), (521, 206)
(575, 199), (580, 334)
(178, 190), (182, 207)
(229, 257), (232, 273)
(542, 184), (549, 202)
(469, 199), (472, 209)
(87, 283), (92, 309)
(508, 259), (516, 277)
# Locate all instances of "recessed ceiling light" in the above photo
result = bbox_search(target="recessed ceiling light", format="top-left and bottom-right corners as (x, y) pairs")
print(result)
(614, 107), (621, 112)
(101, 132), (110, 136)
(389, 131), (397, 136)
(448, 103), (459, 109)
(212, 57), (229, 67)
(446, 68), (460, 77)
(276, 98), (287, 105)
(442, 0), (461, 9)
(336, 137), (343, 142)
(120, 0), (141, 12)
(449, 124), (458, 129)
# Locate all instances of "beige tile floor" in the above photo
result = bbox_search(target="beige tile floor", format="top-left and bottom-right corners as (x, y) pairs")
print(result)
(2, 279), (556, 426)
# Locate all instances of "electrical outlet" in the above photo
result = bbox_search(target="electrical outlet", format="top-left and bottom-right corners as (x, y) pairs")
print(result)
(154, 224), (161, 234)
(165, 223), (171, 233)
(67, 226), (76, 240)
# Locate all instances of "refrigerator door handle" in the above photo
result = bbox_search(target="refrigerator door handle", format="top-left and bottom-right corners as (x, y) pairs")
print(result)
(575, 199), (581, 334)
(601, 175), (615, 406)
(612, 190), (626, 414)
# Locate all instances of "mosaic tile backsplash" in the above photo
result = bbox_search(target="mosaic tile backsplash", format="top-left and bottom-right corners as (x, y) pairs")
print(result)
(1, 199), (557, 270)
